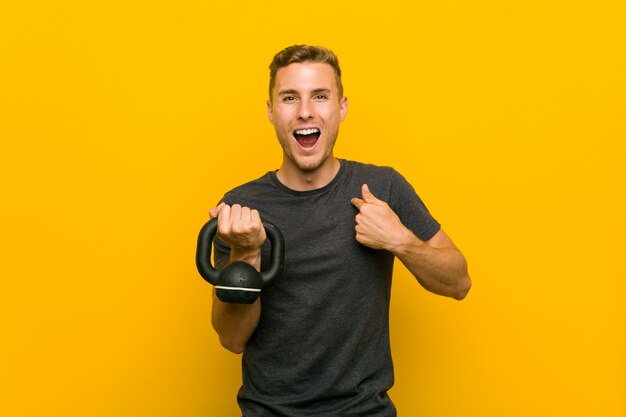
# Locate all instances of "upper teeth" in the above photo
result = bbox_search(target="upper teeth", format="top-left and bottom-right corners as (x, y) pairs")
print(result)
(295, 128), (319, 135)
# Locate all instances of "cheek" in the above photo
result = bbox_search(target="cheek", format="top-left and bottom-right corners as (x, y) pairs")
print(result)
(275, 125), (292, 145)
(275, 110), (294, 127)
(323, 111), (341, 129)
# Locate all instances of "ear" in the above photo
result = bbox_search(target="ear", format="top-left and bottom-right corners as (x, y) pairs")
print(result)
(267, 99), (274, 124)
(339, 96), (348, 122)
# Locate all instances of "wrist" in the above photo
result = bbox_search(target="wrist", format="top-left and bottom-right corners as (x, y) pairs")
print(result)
(230, 248), (262, 271)
(390, 227), (425, 257)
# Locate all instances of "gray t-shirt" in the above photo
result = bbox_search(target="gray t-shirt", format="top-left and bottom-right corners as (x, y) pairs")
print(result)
(214, 159), (440, 416)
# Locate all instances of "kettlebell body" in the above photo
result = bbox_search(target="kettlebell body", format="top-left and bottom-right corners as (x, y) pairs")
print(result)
(196, 217), (284, 304)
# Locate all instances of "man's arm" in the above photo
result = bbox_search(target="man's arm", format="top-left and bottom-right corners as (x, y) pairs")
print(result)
(351, 184), (471, 300)
(209, 203), (265, 354)
(392, 228), (471, 300)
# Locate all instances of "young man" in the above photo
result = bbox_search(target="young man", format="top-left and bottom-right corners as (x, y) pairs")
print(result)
(208, 45), (471, 416)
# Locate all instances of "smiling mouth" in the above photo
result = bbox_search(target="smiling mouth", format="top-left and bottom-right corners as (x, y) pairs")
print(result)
(293, 128), (321, 149)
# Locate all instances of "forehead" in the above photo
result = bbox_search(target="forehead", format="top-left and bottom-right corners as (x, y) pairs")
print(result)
(273, 62), (337, 94)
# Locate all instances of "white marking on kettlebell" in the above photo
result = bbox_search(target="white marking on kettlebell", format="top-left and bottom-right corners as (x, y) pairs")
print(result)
(215, 286), (262, 292)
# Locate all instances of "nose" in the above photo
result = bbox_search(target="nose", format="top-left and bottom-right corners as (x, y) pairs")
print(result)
(297, 100), (314, 120)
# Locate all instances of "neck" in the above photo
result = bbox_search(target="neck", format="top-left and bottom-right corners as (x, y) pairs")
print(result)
(276, 157), (341, 191)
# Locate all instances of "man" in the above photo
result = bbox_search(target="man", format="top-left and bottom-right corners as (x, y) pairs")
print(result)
(208, 45), (471, 416)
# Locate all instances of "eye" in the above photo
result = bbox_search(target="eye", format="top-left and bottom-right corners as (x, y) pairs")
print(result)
(314, 94), (328, 101)
(282, 95), (297, 102)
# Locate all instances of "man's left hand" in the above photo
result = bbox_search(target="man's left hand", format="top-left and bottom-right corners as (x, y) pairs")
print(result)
(351, 184), (418, 252)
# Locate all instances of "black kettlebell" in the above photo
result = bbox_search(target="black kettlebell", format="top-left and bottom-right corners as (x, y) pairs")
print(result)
(196, 217), (285, 304)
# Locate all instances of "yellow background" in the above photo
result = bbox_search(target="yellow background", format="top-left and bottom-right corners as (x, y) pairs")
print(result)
(1, 0), (624, 416)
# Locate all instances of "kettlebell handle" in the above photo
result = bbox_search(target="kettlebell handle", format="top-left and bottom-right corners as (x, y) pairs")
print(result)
(196, 217), (285, 288)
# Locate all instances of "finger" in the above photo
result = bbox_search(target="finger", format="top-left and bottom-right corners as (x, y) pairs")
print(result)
(361, 184), (379, 203)
(230, 204), (242, 225)
(351, 197), (364, 210)
(241, 206), (252, 225)
(217, 204), (231, 232)
(251, 209), (266, 239)
(250, 209), (262, 225)
(209, 202), (225, 218)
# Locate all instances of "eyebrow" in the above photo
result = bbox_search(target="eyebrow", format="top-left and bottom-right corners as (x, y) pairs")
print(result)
(278, 89), (299, 96)
(311, 88), (331, 96)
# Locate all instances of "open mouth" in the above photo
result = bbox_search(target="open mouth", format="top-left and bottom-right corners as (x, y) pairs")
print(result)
(293, 128), (321, 149)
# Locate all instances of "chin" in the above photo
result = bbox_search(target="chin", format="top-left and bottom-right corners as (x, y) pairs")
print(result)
(283, 140), (335, 173)
(294, 158), (325, 172)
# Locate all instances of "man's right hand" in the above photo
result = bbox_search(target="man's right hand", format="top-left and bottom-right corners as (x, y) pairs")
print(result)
(209, 203), (264, 354)
(209, 203), (266, 263)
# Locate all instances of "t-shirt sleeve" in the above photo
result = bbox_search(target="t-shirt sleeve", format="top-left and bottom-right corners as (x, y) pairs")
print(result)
(388, 169), (441, 241)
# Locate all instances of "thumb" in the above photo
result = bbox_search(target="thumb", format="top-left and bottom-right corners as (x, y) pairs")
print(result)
(209, 202), (225, 219)
(361, 184), (379, 203)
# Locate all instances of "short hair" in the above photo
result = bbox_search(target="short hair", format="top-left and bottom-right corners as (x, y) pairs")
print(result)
(268, 45), (344, 100)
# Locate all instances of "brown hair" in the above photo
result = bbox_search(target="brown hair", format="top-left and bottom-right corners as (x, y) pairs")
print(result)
(268, 45), (343, 100)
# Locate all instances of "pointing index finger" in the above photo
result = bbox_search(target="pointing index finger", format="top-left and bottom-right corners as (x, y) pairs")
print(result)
(351, 197), (364, 210)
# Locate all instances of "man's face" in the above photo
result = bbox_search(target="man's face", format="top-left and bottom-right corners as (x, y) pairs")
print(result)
(267, 62), (348, 174)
